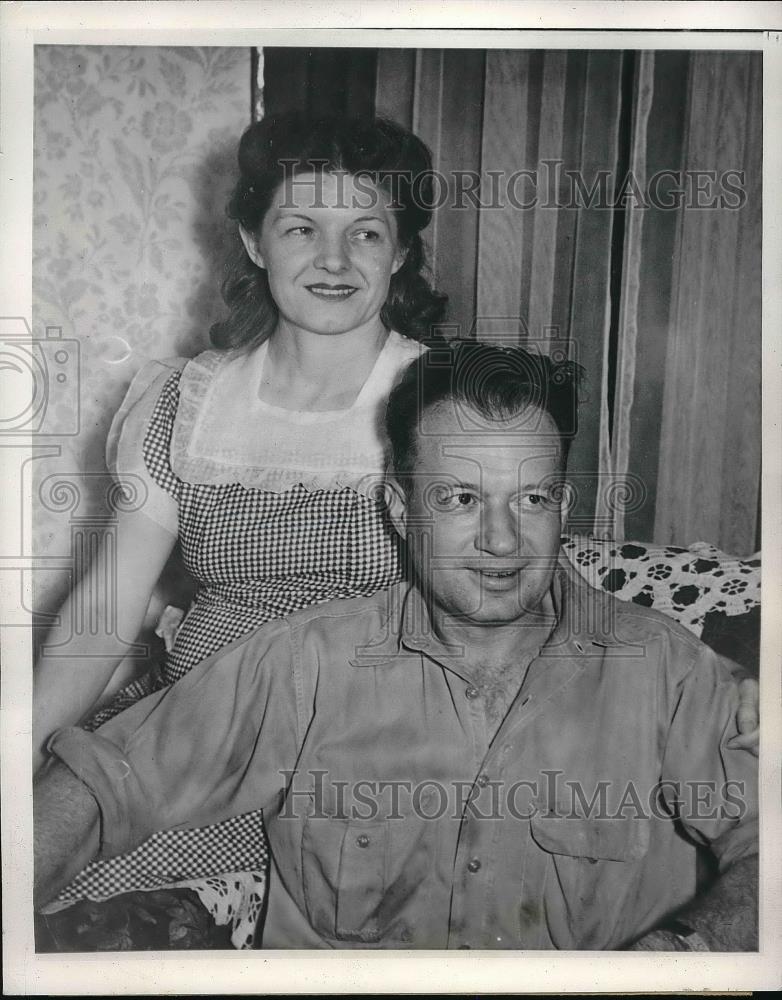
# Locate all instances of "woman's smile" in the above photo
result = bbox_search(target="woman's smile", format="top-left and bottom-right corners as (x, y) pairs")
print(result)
(305, 282), (359, 300)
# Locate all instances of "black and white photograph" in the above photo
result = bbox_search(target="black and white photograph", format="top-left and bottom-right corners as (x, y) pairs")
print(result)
(1, 2), (780, 995)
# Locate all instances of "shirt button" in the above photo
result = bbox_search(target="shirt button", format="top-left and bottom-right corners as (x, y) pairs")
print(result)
(465, 685), (480, 700)
(355, 834), (370, 848)
(467, 857), (482, 873)
(476, 773), (489, 787)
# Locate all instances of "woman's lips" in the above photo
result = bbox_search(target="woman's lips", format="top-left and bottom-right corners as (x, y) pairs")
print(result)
(305, 284), (358, 300)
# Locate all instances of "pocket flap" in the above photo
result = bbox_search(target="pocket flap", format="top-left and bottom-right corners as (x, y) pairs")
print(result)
(530, 813), (649, 862)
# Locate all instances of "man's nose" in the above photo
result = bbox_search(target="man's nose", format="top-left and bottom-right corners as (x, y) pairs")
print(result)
(314, 233), (350, 272)
(478, 503), (520, 556)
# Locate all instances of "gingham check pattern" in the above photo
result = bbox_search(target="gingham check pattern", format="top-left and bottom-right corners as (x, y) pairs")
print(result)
(60, 371), (405, 945)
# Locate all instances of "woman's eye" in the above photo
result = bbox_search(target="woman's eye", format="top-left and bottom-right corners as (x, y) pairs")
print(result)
(353, 229), (382, 242)
(286, 226), (314, 237)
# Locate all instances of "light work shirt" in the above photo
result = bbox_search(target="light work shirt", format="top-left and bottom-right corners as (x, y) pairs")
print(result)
(50, 558), (757, 949)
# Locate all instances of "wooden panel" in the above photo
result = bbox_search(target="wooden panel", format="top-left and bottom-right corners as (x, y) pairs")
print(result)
(262, 48), (309, 116)
(375, 48), (416, 128)
(527, 50), (567, 348)
(341, 49), (379, 118)
(655, 52), (757, 553)
(412, 50), (446, 280)
(550, 51), (588, 346)
(475, 50), (531, 343)
(263, 48), (377, 119)
(564, 51), (624, 535)
(412, 49), (485, 337)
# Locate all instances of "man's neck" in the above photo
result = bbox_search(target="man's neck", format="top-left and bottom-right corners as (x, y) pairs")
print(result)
(430, 611), (556, 743)
(430, 597), (558, 669)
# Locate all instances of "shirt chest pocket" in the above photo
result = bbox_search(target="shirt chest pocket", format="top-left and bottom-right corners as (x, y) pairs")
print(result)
(301, 817), (389, 944)
(529, 813), (650, 948)
(530, 813), (649, 863)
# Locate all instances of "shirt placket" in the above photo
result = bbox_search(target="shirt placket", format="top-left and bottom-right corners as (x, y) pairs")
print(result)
(446, 644), (584, 950)
(446, 654), (545, 950)
(444, 673), (492, 949)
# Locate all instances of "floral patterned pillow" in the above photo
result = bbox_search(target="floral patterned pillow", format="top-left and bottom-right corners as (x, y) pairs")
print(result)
(562, 535), (761, 637)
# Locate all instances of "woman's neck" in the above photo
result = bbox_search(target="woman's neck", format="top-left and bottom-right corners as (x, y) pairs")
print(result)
(260, 319), (390, 412)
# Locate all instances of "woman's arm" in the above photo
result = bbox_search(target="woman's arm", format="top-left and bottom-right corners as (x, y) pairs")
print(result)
(32, 507), (178, 771)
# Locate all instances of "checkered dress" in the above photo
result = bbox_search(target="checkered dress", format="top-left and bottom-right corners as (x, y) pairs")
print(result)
(54, 365), (407, 948)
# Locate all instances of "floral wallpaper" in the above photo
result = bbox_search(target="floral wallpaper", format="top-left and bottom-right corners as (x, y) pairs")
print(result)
(33, 46), (251, 616)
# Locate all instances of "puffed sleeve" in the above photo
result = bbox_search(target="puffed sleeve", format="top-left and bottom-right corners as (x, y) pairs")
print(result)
(47, 619), (305, 859)
(106, 359), (186, 535)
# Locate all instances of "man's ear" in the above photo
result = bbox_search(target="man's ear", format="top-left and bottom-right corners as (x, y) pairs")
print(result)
(384, 476), (408, 538)
(558, 480), (574, 535)
(239, 226), (265, 270)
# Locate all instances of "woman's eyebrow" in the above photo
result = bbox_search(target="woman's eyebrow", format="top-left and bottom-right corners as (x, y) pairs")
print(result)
(273, 211), (314, 221)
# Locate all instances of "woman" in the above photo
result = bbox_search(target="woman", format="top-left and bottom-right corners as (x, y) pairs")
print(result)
(34, 112), (446, 949)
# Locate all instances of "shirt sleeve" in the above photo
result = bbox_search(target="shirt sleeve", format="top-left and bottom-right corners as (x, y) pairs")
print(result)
(660, 640), (758, 872)
(47, 619), (305, 860)
(106, 361), (185, 535)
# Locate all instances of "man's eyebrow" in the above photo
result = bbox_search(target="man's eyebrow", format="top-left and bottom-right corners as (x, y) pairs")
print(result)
(519, 482), (556, 492)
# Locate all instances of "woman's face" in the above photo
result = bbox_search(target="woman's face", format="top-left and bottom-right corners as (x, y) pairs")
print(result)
(242, 171), (405, 338)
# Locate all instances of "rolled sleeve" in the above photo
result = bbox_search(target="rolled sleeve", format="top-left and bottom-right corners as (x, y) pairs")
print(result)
(662, 642), (758, 870)
(47, 727), (154, 858)
(48, 620), (305, 859)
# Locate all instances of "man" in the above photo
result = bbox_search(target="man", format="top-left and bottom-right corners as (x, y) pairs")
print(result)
(35, 341), (757, 950)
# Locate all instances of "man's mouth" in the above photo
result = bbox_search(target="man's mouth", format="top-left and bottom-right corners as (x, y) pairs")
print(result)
(305, 284), (358, 300)
(470, 567), (524, 589)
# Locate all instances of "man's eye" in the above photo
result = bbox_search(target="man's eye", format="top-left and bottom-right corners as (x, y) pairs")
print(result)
(430, 488), (478, 510)
(521, 493), (548, 508)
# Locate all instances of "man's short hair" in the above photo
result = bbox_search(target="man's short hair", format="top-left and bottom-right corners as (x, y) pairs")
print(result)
(385, 339), (584, 490)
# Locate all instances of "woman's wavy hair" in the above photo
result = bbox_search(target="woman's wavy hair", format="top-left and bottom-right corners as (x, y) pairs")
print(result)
(210, 112), (448, 351)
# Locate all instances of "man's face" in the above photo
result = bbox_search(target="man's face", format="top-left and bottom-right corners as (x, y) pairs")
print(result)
(391, 400), (566, 630)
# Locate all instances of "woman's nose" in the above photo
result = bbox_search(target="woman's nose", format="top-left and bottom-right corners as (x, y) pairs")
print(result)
(314, 234), (350, 272)
(478, 504), (520, 556)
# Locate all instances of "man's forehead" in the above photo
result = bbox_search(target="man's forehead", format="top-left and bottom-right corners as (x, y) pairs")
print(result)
(413, 399), (563, 473)
(411, 442), (561, 480)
